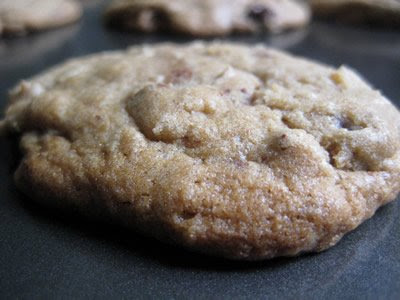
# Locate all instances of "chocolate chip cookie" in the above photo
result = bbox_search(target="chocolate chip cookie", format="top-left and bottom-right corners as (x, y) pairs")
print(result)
(0, 0), (82, 36)
(1, 43), (400, 260)
(104, 0), (310, 35)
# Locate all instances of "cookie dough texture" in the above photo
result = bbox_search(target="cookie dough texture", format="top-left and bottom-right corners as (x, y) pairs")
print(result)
(104, 0), (310, 35)
(1, 43), (400, 260)
(0, 0), (82, 36)
(310, 0), (400, 26)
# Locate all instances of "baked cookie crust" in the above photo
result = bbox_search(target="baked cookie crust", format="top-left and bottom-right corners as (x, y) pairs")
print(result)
(1, 42), (400, 260)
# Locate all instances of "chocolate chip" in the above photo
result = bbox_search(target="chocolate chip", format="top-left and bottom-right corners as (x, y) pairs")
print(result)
(222, 89), (231, 95)
(167, 68), (193, 84)
(234, 160), (249, 168)
(337, 117), (365, 131)
(179, 210), (197, 221)
(182, 136), (202, 148)
(149, 9), (170, 30)
(247, 5), (275, 23)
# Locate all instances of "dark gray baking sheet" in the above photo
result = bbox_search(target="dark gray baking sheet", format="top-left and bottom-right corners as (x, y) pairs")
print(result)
(0, 2), (399, 299)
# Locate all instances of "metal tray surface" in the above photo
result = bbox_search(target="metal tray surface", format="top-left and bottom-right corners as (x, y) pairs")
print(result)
(0, 2), (399, 299)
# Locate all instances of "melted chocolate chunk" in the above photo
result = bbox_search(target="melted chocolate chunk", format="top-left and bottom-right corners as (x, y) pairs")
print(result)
(247, 4), (275, 23)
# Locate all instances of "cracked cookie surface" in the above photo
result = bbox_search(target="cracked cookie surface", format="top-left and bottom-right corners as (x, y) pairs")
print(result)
(310, 0), (400, 26)
(0, 0), (82, 36)
(1, 42), (400, 260)
(104, 0), (310, 35)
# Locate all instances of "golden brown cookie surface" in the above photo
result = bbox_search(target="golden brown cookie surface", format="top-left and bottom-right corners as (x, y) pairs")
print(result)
(1, 42), (400, 260)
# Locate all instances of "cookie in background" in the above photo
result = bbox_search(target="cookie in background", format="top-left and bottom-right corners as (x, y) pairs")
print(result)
(104, 0), (311, 36)
(310, 0), (400, 27)
(0, 0), (82, 36)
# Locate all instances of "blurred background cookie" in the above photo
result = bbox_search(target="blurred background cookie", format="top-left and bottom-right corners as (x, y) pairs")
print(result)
(0, 0), (82, 36)
(310, 0), (400, 26)
(104, 0), (311, 36)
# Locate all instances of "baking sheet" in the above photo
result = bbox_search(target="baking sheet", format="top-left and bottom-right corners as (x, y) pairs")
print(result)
(0, 2), (399, 298)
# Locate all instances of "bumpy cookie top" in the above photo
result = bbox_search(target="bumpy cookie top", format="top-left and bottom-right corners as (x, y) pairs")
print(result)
(0, 0), (82, 36)
(105, 0), (310, 35)
(1, 43), (400, 260)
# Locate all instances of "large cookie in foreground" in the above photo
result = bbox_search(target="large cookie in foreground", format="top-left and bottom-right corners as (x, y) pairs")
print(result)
(310, 0), (400, 26)
(0, 0), (82, 36)
(104, 0), (310, 35)
(1, 43), (400, 260)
